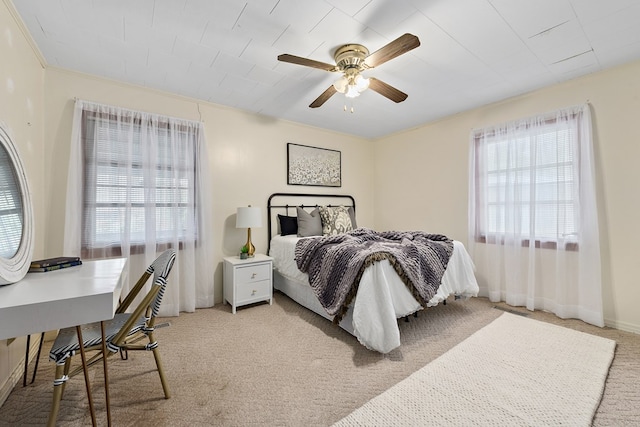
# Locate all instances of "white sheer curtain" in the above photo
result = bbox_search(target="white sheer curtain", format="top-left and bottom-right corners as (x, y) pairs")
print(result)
(468, 104), (603, 326)
(64, 99), (214, 316)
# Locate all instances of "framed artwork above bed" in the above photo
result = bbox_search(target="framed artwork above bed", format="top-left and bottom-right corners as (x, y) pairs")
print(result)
(287, 143), (341, 187)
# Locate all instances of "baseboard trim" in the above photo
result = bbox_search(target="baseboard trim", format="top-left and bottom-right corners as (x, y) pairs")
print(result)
(604, 318), (640, 335)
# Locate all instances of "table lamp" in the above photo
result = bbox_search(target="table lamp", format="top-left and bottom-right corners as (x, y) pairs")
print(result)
(236, 206), (262, 257)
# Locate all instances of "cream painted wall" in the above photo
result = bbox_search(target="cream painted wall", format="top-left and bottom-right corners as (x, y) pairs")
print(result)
(0, 0), (45, 401)
(3, 0), (639, 403)
(43, 67), (375, 306)
(374, 60), (640, 333)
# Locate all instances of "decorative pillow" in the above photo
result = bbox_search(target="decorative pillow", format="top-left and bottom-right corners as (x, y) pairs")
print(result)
(277, 214), (298, 236)
(297, 207), (322, 237)
(348, 206), (357, 229)
(319, 206), (354, 235)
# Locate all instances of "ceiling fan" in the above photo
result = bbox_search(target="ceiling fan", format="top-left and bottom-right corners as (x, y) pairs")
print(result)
(277, 33), (420, 108)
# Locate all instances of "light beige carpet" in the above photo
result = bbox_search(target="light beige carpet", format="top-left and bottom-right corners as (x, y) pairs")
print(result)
(0, 295), (638, 426)
(334, 312), (616, 426)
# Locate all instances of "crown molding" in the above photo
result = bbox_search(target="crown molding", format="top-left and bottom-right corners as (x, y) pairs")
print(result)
(3, 0), (47, 69)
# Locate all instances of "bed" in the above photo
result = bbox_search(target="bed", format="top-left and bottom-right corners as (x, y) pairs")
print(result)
(267, 193), (479, 353)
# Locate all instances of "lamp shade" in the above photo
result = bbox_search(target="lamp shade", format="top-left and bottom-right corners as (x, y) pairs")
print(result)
(236, 206), (262, 228)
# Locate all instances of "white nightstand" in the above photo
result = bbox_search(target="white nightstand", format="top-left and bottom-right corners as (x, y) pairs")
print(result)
(223, 254), (273, 314)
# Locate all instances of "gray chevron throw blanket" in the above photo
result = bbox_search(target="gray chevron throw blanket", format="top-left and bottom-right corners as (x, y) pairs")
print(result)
(295, 228), (454, 324)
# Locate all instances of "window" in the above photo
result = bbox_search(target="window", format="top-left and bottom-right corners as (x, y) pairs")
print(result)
(468, 104), (603, 326)
(471, 110), (583, 250)
(66, 99), (214, 314)
(0, 145), (23, 258)
(81, 109), (200, 256)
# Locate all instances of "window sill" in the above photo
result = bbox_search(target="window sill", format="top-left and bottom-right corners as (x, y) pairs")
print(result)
(475, 235), (578, 251)
(81, 241), (190, 258)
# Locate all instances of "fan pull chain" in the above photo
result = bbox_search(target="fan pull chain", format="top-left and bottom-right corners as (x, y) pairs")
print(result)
(343, 102), (355, 113)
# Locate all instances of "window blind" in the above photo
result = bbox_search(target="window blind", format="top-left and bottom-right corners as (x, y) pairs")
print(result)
(82, 113), (195, 250)
(0, 146), (23, 258)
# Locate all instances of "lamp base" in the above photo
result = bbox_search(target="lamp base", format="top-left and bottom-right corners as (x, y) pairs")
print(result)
(245, 228), (256, 257)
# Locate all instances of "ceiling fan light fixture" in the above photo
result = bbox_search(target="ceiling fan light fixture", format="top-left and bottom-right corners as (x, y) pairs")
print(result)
(354, 74), (370, 92)
(345, 84), (360, 98)
(333, 76), (348, 93)
(338, 73), (369, 98)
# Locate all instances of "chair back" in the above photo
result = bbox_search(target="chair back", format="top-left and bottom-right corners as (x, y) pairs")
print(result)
(147, 248), (176, 318)
(111, 249), (176, 347)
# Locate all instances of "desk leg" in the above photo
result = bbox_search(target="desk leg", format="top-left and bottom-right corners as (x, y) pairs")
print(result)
(76, 326), (97, 427)
(22, 334), (31, 387)
(31, 333), (45, 384)
(100, 321), (112, 426)
(23, 332), (46, 387)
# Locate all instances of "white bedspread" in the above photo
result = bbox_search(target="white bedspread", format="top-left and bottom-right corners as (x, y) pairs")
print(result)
(269, 235), (479, 353)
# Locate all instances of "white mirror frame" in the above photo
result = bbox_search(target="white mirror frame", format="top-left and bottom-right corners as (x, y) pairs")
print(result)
(0, 124), (34, 285)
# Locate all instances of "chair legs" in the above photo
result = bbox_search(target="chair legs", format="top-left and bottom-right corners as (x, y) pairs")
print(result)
(48, 326), (98, 427)
(47, 359), (71, 427)
(47, 348), (170, 426)
(152, 348), (171, 399)
(47, 332), (170, 426)
(147, 331), (170, 399)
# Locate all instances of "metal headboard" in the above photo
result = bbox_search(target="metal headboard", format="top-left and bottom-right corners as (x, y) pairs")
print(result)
(267, 192), (355, 254)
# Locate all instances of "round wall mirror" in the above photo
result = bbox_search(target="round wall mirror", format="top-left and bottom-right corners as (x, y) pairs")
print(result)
(0, 124), (34, 285)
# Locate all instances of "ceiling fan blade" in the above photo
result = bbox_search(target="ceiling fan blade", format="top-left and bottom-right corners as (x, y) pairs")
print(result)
(277, 54), (337, 72)
(368, 78), (408, 103)
(309, 85), (338, 108)
(364, 33), (420, 68)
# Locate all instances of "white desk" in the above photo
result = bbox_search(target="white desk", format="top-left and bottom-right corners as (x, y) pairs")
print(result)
(0, 258), (128, 341)
(0, 258), (128, 427)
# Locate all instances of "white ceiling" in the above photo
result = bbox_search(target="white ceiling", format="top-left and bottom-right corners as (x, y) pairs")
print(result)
(11, 0), (640, 139)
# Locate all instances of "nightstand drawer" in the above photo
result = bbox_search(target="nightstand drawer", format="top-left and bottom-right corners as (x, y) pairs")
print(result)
(235, 263), (271, 284)
(236, 279), (271, 302)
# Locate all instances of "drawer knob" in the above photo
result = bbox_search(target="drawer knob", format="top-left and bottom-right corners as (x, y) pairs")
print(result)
(251, 289), (256, 295)
(251, 273), (256, 279)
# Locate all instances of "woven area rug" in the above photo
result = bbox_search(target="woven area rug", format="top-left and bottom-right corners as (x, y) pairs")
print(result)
(334, 312), (616, 426)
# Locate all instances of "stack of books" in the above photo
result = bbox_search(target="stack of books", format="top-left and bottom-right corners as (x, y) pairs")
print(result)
(29, 256), (82, 273)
